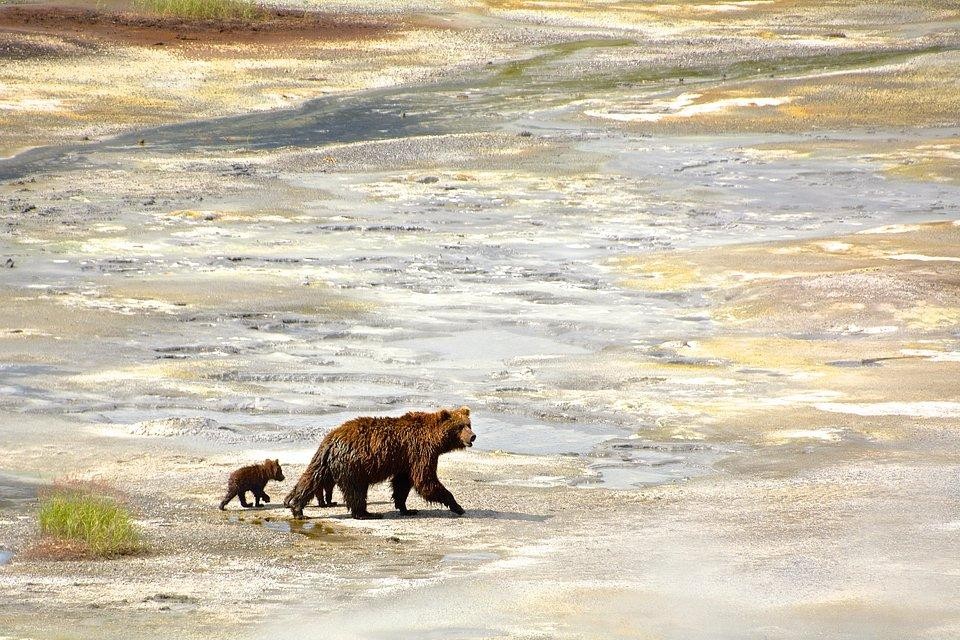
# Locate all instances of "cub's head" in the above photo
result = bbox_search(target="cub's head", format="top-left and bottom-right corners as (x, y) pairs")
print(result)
(439, 406), (475, 450)
(263, 458), (285, 482)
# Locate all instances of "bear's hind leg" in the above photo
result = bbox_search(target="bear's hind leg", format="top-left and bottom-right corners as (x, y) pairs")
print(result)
(219, 489), (237, 510)
(341, 482), (380, 520)
(391, 474), (418, 516)
(238, 491), (252, 508)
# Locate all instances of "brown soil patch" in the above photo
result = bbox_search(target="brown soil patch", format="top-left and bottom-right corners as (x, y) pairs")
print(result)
(20, 536), (94, 561)
(0, 3), (398, 49)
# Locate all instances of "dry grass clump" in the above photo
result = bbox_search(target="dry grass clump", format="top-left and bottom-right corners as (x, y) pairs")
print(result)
(134, 0), (265, 21)
(27, 480), (143, 560)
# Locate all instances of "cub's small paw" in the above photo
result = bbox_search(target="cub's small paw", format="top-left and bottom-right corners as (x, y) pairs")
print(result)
(449, 504), (465, 516)
(398, 508), (419, 516)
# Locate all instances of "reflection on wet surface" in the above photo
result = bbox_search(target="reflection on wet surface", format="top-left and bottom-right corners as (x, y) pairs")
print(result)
(227, 514), (351, 541)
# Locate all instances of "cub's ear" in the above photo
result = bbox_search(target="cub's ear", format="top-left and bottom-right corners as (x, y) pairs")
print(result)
(274, 459), (280, 465)
(457, 406), (470, 416)
(439, 409), (452, 421)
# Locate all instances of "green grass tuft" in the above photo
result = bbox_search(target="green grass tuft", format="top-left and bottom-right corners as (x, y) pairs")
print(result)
(38, 491), (142, 558)
(134, 0), (265, 21)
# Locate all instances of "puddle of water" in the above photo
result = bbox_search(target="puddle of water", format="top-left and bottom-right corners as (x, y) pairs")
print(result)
(580, 439), (734, 489)
(440, 551), (499, 564)
(0, 472), (40, 508)
(476, 413), (618, 456)
(0, 550), (14, 565)
(227, 514), (349, 540)
(584, 463), (694, 489)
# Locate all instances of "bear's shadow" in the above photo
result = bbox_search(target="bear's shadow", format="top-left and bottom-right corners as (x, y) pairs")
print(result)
(302, 502), (550, 522)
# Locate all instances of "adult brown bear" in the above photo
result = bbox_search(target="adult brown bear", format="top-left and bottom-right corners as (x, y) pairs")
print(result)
(284, 407), (475, 519)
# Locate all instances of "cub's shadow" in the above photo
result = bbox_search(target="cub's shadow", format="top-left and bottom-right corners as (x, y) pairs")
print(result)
(232, 504), (288, 512)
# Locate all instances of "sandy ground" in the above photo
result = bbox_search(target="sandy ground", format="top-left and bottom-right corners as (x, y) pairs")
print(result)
(1, 0), (960, 638)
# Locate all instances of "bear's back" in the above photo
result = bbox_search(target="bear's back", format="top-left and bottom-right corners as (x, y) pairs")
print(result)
(230, 462), (267, 487)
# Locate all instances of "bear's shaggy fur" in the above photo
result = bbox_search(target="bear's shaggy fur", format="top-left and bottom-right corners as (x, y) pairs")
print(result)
(219, 458), (285, 510)
(282, 445), (337, 511)
(283, 407), (475, 519)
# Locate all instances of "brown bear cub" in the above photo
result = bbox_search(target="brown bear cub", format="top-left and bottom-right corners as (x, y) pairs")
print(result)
(284, 407), (475, 520)
(219, 458), (285, 510)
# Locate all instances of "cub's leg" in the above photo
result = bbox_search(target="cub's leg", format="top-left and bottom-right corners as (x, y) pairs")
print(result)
(238, 491), (252, 508)
(341, 482), (380, 519)
(391, 474), (418, 516)
(323, 482), (337, 507)
(315, 483), (338, 507)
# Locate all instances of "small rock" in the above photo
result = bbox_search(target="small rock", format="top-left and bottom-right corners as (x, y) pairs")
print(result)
(517, 130), (532, 138)
(4, 258), (13, 268)
(417, 176), (440, 184)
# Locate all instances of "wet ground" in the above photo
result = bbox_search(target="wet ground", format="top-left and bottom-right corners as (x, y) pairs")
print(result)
(1, 0), (960, 638)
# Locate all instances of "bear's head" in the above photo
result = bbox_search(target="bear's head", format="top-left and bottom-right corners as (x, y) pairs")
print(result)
(439, 406), (475, 450)
(263, 458), (285, 482)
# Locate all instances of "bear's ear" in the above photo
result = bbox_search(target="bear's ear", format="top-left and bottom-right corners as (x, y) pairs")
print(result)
(458, 406), (470, 416)
(274, 459), (280, 466)
(439, 409), (452, 422)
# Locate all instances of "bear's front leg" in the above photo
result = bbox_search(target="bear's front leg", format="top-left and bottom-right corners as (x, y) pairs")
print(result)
(413, 476), (464, 516)
(238, 491), (252, 508)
